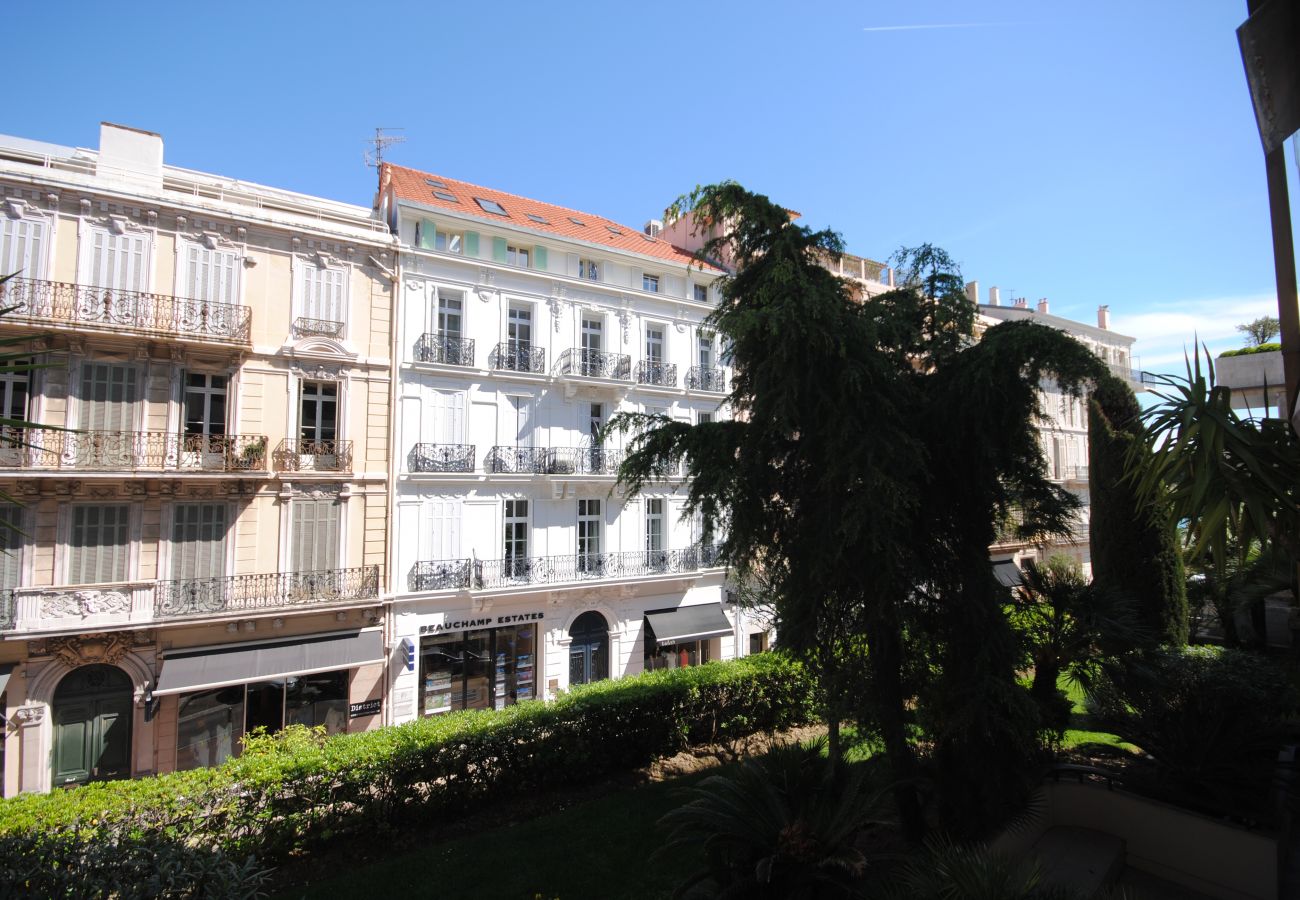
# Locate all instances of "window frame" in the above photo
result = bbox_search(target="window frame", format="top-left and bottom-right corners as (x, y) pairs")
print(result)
(642, 273), (660, 293)
(506, 245), (531, 268)
(65, 503), (134, 586)
(578, 258), (600, 281)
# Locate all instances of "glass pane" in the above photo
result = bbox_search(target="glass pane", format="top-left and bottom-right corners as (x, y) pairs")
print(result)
(461, 631), (491, 711)
(420, 633), (459, 716)
(285, 671), (348, 734)
(244, 680), (285, 735)
(176, 686), (245, 771)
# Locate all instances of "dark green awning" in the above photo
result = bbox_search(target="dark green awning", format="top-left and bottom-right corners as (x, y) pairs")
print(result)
(645, 603), (732, 644)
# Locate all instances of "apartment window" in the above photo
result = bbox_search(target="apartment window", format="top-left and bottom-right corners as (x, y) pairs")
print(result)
(0, 214), (46, 278)
(291, 498), (341, 572)
(578, 259), (600, 281)
(0, 364), (29, 442)
(69, 505), (131, 585)
(580, 316), (603, 375)
(437, 290), (464, 338)
(507, 306), (533, 351)
(506, 245), (530, 268)
(577, 499), (602, 571)
(693, 283), (708, 303)
(184, 242), (239, 304)
(171, 503), (228, 580)
(645, 325), (664, 363)
(300, 381), (338, 444)
(749, 632), (769, 655)
(79, 363), (138, 431)
(645, 498), (665, 554)
(0, 504), (23, 593)
(89, 227), (148, 292)
(298, 263), (346, 329)
(184, 373), (227, 438)
(698, 333), (714, 369)
(436, 230), (464, 254)
(504, 499), (528, 578)
(587, 402), (605, 445)
(642, 274), (660, 293)
(698, 411), (714, 425)
(509, 395), (534, 447)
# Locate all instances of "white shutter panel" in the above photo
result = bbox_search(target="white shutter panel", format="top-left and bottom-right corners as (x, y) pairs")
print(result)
(565, 253), (579, 277)
(1, 217), (45, 277)
(214, 249), (237, 304)
(319, 500), (341, 570)
(429, 390), (447, 444)
(451, 392), (465, 445)
(80, 364), (138, 431)
(0, 504), (22, 590)
(291, 501), (316, 572)
(328, 269), (345, 324)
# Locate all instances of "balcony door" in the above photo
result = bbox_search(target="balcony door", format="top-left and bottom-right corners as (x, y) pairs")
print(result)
(503, 499), (528, 579)
(299, 381), (339, 469)
(51, 664), (133, 787)
(568, 611), (609, 686)
(577, 499), (602, 573)
(580, 316), (602, 375)
(77, 364), (138, 470)
(291, 498), (340, 574)
(183, 373), (228, 469)
(171, 503), (228, 582)
(507, 307), (532, 370)
(0, 365), (29, 466)
(88, 228), (148, 293)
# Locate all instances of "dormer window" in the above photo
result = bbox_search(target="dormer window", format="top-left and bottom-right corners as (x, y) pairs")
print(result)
(578, 259), (600, 281)
(437, 231), (463, 254)
(642, 274), (660, 293)
(507, 245), (530, 268)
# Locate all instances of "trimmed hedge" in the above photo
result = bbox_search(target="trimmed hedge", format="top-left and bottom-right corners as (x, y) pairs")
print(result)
(0, 653), (815, 896)
(1218, 342), (1281, 358)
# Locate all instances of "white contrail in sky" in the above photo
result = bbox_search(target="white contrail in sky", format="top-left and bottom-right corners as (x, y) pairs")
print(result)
(862, 23), (1016, 32)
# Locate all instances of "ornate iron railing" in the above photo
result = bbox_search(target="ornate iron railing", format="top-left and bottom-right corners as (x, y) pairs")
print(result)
(558, 347), (631, 380)
(686, 366), (726, 392)
(0, 428), (269, 472)
(0, 276), (251, 343)
(635, 360), (678, 387)
(415, 333), (476, 367)
(489, 342), (546, 374)
(0, 589), (13, 631)
(156, 565), (381, 618)
(408, 559), (473, 592)
(273, 438), (353, 472)
(485, 446), (625, 475)
(471, 545), (723, 590)
(409, 443), (476, 473)
(292, 317), (345, 338)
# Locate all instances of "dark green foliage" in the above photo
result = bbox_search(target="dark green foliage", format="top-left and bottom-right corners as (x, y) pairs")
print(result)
(658, 740), (887, 899)
(1088, 371), (1187, 645)
(1089, 646), (1296, 817)
(1219, 342), (1281, 358)
(1235, 315), (1281, 347)
(0, 655), (814, 893)
(877, 837), (1081, 900)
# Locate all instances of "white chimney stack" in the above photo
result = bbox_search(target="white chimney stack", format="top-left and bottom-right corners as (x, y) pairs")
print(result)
(989, 286), (1001, 306)
(965, 280), (980, 304)
(97, 122), (164, 193)
(1098, 305), (1111, 330)
(1037, 298), (1050, 315)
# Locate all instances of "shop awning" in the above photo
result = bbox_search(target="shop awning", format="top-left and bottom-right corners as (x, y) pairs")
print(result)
(992, 559), (1024, 588)
(154, 630), (383, 697)
(645, 603), (733, 644)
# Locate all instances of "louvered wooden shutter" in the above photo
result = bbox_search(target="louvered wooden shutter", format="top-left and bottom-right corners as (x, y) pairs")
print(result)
(492, 237), (507, 264)
(533, 246), (548, 272)
(0, 216), (46, 278)
(292, 500), (340, 572)
(70, 505), (130, 585)
(464, 232), (480, 257)
(80, 364), (138, 431)
(171, 503), (227, 580)
(0, 504), (22, 590)
(91, 229), (146, 291)
(419, 219), (437, 250)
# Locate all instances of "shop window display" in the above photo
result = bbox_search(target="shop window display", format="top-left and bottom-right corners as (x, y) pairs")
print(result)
(420, 624), (536, 716)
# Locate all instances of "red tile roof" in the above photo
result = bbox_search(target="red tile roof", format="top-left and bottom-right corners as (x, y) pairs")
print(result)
(383, 163), (720, 272)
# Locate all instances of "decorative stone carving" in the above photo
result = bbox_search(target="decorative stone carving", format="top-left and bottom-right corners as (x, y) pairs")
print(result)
(546, 295), (563, 331)
(13, 706), (45, 726)
(618, 308), (631, 343)
(40, 590), (132, 620)
(47, 632), (135, 668)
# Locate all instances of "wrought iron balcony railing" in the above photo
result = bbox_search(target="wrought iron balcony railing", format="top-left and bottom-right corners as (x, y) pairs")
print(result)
(686, 366), (727, 392)
(0, 428), (269, 472)
(156, 566), (381, 618)
(489, 342), (546, 374)
(292, 317), (345, 338)
(0, 276), (251, 344)
(485, 446), (625, 475)
(472, 545), (723, 591)
(635, 360), (678, 387)
(273, 438), (353, 472)
(0, 588), (13, 631)
(558, 347), (631, 381)
(409, 443), (476, 473)
(415, 333), (476, 367)
(408, 559), (473, 592)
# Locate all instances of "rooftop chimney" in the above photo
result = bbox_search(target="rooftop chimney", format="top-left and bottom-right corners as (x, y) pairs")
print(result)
(989, 286), (1001, 307)
(1037, 298), (1050, 315)
(96, 123), (163, 193)
(1097, 305), (1111, 330)
(1014, 298), (1029, 309)
(965, 280), (980, 304)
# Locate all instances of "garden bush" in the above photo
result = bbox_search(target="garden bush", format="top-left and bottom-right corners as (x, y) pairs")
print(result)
(0, 653), (815, 896)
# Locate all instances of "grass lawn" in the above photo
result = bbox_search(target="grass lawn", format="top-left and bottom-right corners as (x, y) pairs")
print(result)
(279, 770), (715, 900)
(1056, 675), (1139, 753)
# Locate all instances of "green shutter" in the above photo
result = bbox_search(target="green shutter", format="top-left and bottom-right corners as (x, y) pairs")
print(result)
(419, 219), (437, 250)
(464, 231), (479, 258)
(533, 246), (548, 271)
(492, 237), (507, 263)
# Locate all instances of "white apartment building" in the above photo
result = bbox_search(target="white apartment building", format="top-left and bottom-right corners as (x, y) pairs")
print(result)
(376, 165), (766, 723)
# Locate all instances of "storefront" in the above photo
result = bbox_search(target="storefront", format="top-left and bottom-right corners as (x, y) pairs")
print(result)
(643, 603), (732, 672)
(417, 613), (542, 716)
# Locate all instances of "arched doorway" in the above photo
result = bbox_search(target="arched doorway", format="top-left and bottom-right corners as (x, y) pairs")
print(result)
(51, 664), (133, 787)
(568, 611), (609, 686)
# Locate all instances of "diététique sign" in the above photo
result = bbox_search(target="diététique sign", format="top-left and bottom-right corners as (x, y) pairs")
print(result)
(419, 611), (545, 636)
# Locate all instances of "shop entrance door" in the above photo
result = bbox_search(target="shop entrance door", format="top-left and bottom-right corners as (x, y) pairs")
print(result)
(568, 611), (609, 686)
(51, 664), (133, 787)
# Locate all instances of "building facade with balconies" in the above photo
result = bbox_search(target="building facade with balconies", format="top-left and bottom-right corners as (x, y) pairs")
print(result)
(0, 124), (395, 794)
(377, 164), (765, 723)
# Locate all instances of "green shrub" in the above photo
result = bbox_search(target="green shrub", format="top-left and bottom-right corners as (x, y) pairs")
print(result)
(1218, 343), (1281, 358)
(0, 654), (815, 894)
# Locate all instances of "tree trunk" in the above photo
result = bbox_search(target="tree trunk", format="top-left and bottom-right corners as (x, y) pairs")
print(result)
(865, 611), (925, 842)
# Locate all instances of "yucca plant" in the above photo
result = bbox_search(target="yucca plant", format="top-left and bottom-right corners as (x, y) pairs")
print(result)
(657, 739), (889, 899)
(875, 837), (1082, 900)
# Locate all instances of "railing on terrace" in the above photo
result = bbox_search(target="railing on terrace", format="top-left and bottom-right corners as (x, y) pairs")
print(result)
(685, 366), (726, 392)
(415, 333), (475, 367)
(489, 342), (546, 374)
(292, 317), (345, 338)
(557, 348), (631, 381)
(0, 428), (269, 472)
(635, 360), (677, 387)
(156, 566), (381, 618)
(0, 276), (251, 344)
(485, 446), (625, 475)
(273, 438), (353, 472)
(409, 443), (476, 473)
(404, 546), (724, 594)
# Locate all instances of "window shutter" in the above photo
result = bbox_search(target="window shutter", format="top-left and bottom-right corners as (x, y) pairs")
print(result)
(172, 504), (227, 580)
(630, 267), (642, 290)
(0, 217), (46, 278)
(321, 500), (341, 570)
(533, 246), (548, 271)
(565, 253), (579, 277)
(0, 504), (22, 589)
(445, 391), (465, 445)
(464, 232), (480, 258)
(492, 237), (507, 264)
(420, 219), (437, 250)
(71, 505), (130, 585)
(291, 501), (315, 572)
(80, 364), (138, 431)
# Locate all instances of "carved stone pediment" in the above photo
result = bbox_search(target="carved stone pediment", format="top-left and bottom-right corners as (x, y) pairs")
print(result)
(40, 589), (131, 620)
(46, 632), (135, 668)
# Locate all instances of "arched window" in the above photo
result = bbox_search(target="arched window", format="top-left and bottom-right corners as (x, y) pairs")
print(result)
(51, 664), (133, 786)
(568, 611), (609, 686)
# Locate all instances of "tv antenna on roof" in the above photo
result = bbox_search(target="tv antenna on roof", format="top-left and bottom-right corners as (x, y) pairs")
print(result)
(364, 127), (405, 169)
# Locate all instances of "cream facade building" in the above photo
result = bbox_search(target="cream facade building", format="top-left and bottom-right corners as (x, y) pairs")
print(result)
(0, 124), (395, 794)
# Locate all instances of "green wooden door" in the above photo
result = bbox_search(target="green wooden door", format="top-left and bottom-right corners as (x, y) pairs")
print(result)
(51, 665), (133, 787)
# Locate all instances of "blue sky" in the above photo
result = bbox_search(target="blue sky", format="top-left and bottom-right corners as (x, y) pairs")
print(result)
(5, 0), (1288, 373)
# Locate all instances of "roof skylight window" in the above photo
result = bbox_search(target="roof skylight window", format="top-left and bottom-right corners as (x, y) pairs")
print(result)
(568, 216), (586, 226)
(526, 213), (550, 225)
(433, 190), (458, 202)
(475, 197), (509, 216)
(606, 226), (623, 236)
(425, 178), (448, 189)
(640, 233), (656, 242)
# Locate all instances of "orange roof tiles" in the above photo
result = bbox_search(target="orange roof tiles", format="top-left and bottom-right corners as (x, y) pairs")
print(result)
(384, 163), (720, 272)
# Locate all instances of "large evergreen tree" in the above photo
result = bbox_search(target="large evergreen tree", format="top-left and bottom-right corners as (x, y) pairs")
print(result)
(1088, 371), (1188, 644)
